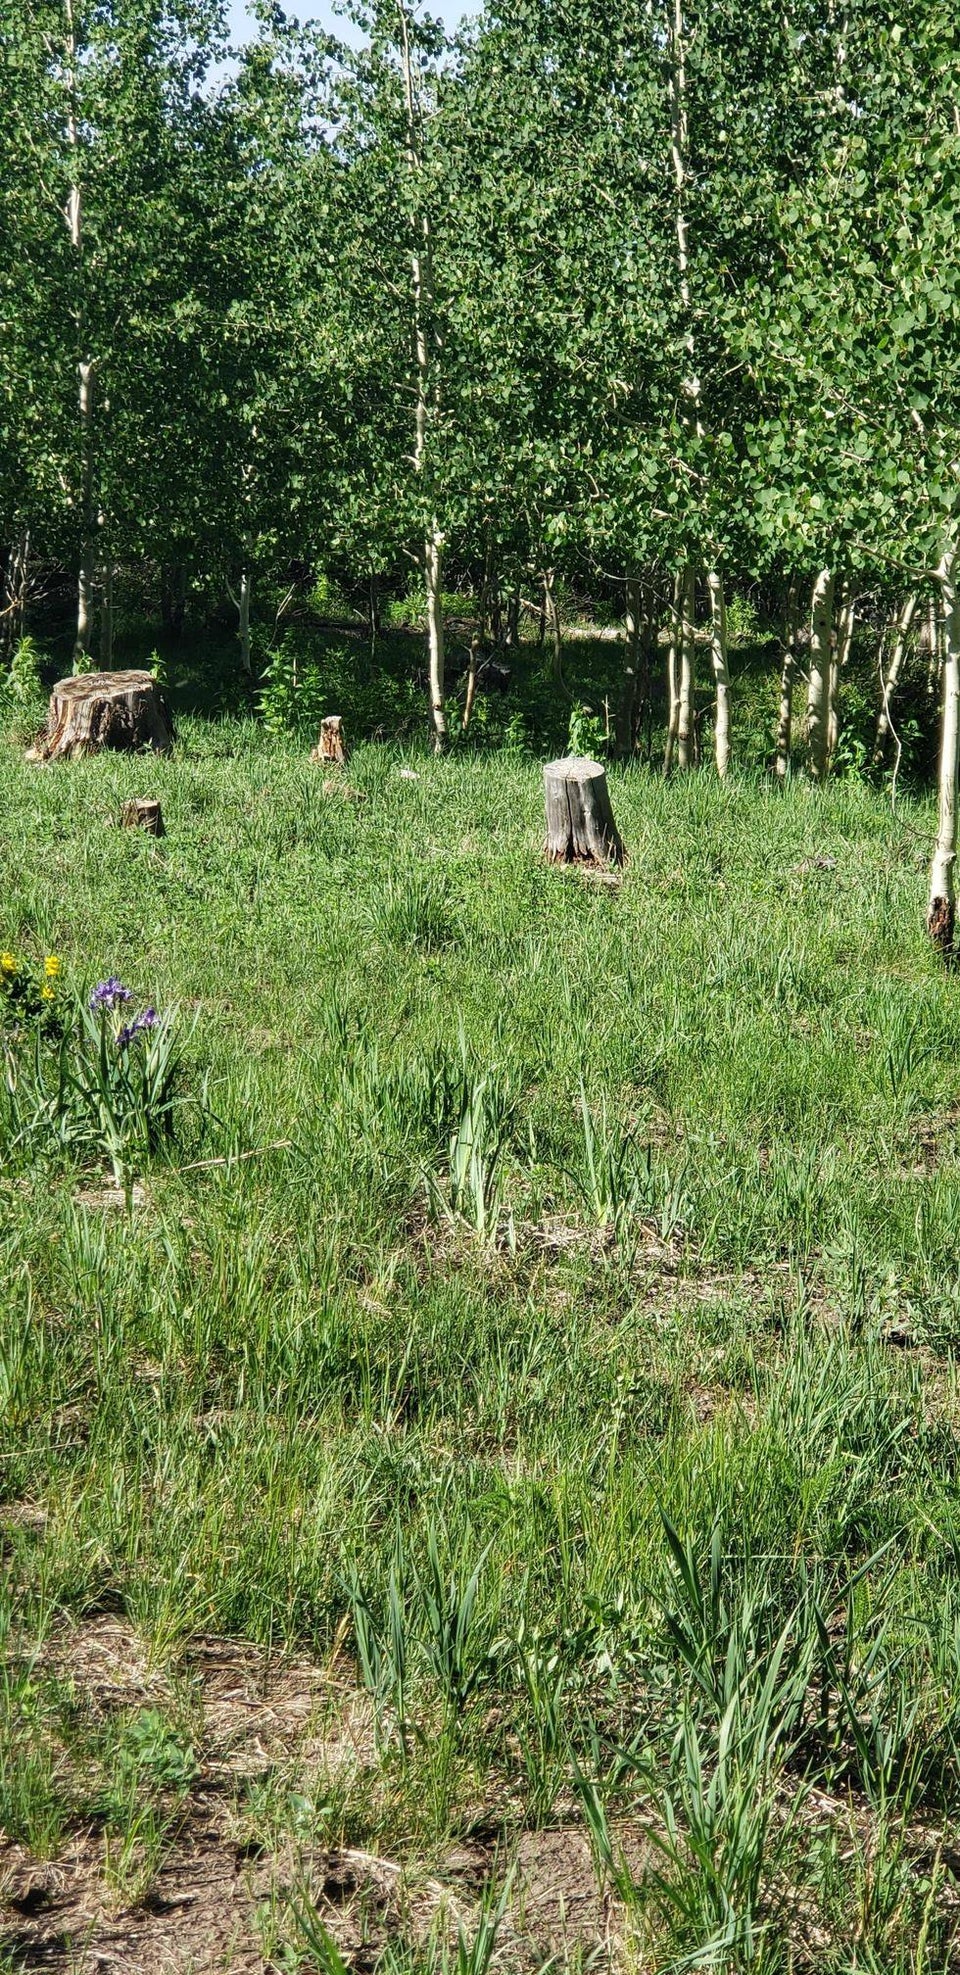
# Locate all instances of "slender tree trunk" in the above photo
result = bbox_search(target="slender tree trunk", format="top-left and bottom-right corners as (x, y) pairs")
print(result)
(640, 581), (659, 759)
(2, 525), (30, 656)
(874, 592), (918, 759)
(543, 569), (562, 679)
(924, 596), (941, 698)
(368, 573), (381, 644)
(397, 0), (446, 752)
(100, 559), (114, 667)
(424, 527), (446, 747)
(463, 635), (480, 732)
(827, 581), (856, 760)
(505, 587), (520, 649)
(616, 576), (642, 757)
(238, 567), (252, 675)
(706, 567), (730, 777)
(775, 578), (800, 781)
(676, 565), (696, 771)
(74, 358), (96, 669)
(64, 0), (97, 672)
(806, 567), (835, 782)
(928, 548), (960, 956)
(664, 572), (683, 775)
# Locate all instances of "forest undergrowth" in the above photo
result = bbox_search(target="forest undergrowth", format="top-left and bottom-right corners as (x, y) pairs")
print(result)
(2, 633), (960, 1973)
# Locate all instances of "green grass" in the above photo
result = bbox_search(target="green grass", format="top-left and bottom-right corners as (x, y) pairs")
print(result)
(2, 662), (960, 1968)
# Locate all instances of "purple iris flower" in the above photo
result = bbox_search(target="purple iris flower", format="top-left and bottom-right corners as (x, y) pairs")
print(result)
(89, 978), (132, 1013)
(116, 1006), (159, 1048)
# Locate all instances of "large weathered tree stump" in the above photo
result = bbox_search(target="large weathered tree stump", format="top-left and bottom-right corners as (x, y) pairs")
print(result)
(120, 797), (165, 837)
(543, 755), (624, 867)
(311, 714), (348, 766)
(32, 671), (173, 762)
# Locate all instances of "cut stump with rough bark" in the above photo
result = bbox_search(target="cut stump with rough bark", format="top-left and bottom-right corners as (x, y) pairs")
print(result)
(543, 756), (624, 867)
(31, 671), (173, 762)
(120, 797), (165, 837)
(311, 714), (348, 766)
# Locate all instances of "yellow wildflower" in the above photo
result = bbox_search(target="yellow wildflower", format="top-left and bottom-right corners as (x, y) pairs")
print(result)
(40, 984), (55, 1002)
(0, 952), (17, 975)
(44, 955), (61, 978)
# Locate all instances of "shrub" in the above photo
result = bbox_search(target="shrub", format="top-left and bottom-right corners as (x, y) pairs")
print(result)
(3, 635), (43, 704)
(257, 636), (326, 737)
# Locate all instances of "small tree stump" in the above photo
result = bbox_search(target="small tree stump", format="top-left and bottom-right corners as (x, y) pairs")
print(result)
(311, 714), (348, 766)
(120, 797), (165, 837)
(543, 755), (624, 867)
(33, 671), (173, 762)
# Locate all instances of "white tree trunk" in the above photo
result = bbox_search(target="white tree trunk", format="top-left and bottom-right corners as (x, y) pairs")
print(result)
(928, 548), (960, 955)
(238, 566), (252, 675)
(100, 559), (114, 667)
(425, 527), (446, 750)
(616, 576), (642, 755)
(74, 363), (96, 669)
(775, 579), (800, 782)
(827, 581), (857, 760)
(924, 596), (941, 697)
(706, 568), (730, 777)
(806, 568), (835, 782)
(65, 0), (97, 672)
(676, 565), (696, 770)
(664, 572), (682, 775)
(875, 592), (918, 757)
(398, 0), (446, 752)
(543, 568), (563, 680)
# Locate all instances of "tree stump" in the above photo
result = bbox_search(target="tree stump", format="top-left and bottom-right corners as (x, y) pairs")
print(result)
(32, 671), (173, 762)
(311, 714), (348, 766)
(543, 755), (624, 867)
(120, 797), (165, 837)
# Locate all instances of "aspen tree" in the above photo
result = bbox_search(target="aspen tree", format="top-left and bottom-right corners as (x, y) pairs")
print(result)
(63, 0), (98, 667)
(874, 594), (918, 760)
(775, 579), (800, 782)
(664, 572), (683, 775)
(616, 577), (643, 757)
(706, 568), (730, 777)
(397, 0), (446, 751)
(806, 568), (835, 781)
(928, 549), (960, 956)
(676, 567), (697, 770)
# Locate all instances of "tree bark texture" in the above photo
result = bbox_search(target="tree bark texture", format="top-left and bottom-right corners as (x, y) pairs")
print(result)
(544, 756), (624, 868)
(707, 567), (730, 777)
(664, 572), (683, 775)
(615, 577), (642, 757)
(397, 0), (446, 752)
(874, 592), (918, 759)
(928, 549), (960, 957)
(806, 567), (835, 781)
(238, 566), (252, 675)
(775, 578), (800, 782)
(100, 560), (114, 668)
(544, 568), (563, 679)
(676, 565), (696, 770)
(33, 670), (174, 762)
(2, 526), (31, 656)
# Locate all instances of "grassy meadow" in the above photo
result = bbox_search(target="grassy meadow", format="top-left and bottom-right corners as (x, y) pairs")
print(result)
(3, 628), (960, 1971)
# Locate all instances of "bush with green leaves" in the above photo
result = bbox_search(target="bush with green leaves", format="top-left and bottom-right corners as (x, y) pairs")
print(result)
(1, 635), (44, 705)
(256, 636), (327, 737)
(566, 700), (608, 757)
